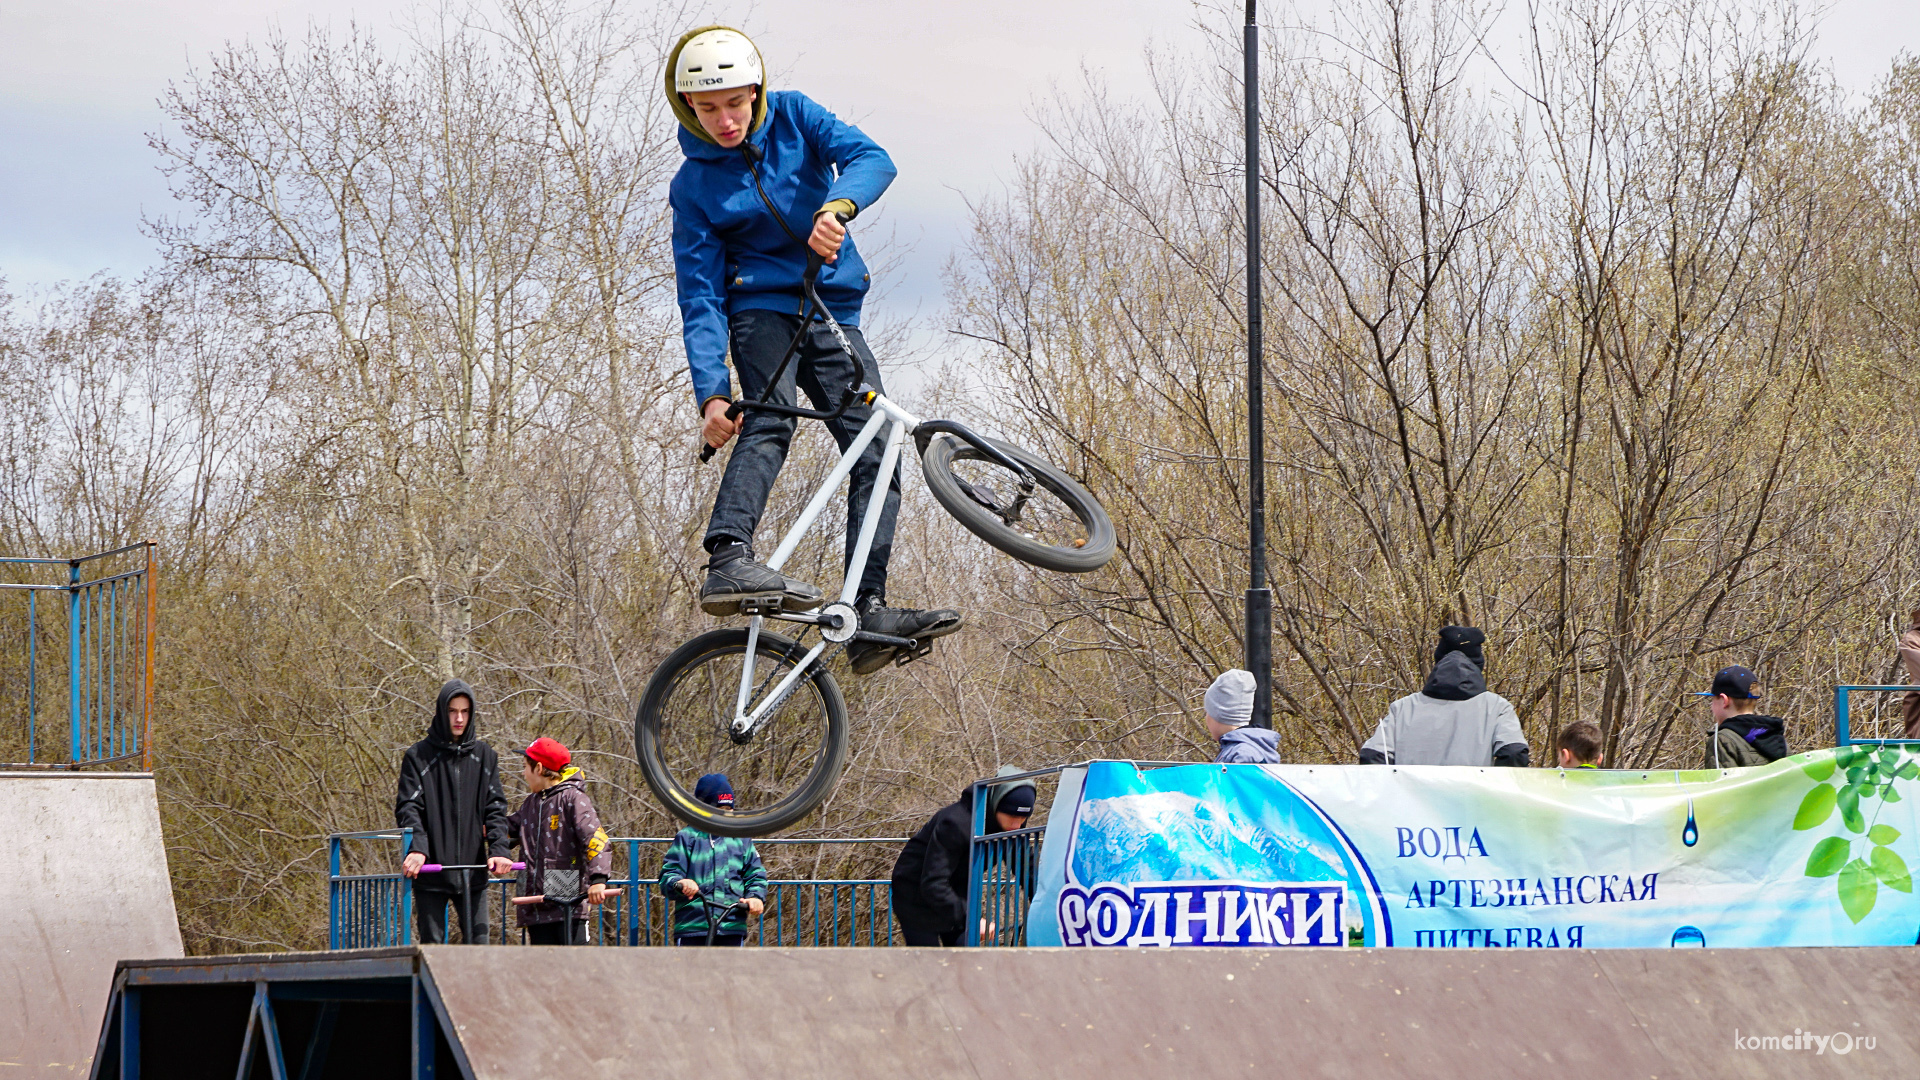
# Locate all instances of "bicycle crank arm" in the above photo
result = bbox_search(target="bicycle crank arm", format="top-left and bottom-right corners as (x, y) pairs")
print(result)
(850, 629), (919, 650)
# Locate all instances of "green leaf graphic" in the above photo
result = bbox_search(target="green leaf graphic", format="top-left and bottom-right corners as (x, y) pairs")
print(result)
(1838, 745), (1872, 769)
(1869, 824), (1901, 846)
(1847, 767), (1866, 786)
(1793, 784), (1837, 830)
(1898, 761), (1919, 781)
(1871, 847), (1913, 894)
(1839, 786), (1866, 833)
(1838, 860), (1878, 923)
(1887, 786), (1904, 804)
(1802, 756), (1836, 781)
(1806, 836), (1851, 877)
(1878, 748), (1901, 768)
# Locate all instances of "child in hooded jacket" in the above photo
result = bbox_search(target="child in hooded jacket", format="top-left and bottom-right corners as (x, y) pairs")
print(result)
(659, 774), (767, 946)
(507, 737), (612, 945)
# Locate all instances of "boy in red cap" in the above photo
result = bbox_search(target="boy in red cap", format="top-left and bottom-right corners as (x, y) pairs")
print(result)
(506, 737), (613, 944)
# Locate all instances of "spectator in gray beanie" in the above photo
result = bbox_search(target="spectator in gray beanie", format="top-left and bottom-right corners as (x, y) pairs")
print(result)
(1360, 627), (1529, 766)
(1206, 670), (1281, 764)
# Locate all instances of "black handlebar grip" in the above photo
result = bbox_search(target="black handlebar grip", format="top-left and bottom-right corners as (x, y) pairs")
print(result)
(697, 401), (747, 464)
(801, 212), (854, 283)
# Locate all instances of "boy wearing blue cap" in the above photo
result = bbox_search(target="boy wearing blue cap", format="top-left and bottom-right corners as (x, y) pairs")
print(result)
(1699, 666), (1788, 768)
(659, 774), (767, 946)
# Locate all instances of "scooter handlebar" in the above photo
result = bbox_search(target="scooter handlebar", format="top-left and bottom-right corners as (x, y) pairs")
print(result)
(418, 861), (525, 873)
(512, 887), (624, 906)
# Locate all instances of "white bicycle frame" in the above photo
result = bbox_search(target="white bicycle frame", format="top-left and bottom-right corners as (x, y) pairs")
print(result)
(728, 390), (923, 737)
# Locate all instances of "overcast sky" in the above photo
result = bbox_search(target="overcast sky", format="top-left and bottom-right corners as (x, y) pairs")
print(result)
(2, 0), (1916, 317)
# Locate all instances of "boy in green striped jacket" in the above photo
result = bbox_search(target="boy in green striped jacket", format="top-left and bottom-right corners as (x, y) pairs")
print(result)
(659, 773), (768, 945)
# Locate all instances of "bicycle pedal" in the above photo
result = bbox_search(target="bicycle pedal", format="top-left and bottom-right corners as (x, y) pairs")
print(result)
(737, 594), (786, 616)
(893, 638), (935, 667)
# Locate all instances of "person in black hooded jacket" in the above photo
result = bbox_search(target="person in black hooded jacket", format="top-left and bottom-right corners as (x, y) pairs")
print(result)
(890, 772), (1035, 946)
(395, 679), (512, 944)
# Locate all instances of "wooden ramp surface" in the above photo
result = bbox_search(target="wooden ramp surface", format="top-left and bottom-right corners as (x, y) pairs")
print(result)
(2, 772), (181, 1076)
(421, 944), (1917, 1079)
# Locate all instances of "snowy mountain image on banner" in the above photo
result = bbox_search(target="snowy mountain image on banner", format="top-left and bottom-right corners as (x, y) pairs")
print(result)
(1068, 785), (1348, 887)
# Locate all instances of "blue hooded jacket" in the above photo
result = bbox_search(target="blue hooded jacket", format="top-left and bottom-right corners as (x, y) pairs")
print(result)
(670, 89), (896, 408)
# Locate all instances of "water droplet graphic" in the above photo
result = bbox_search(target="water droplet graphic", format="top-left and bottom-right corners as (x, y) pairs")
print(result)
(1671, 925), (1706, 947)
(1682, 800), (1698, 847)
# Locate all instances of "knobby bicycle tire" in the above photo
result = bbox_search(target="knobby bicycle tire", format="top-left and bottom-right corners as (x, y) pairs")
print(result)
(920, 435), (1115, 573)
(635, 627), (849, 837)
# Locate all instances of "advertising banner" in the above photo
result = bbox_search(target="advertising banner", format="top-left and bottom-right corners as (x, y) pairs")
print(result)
(1025, 746), (1920, 949)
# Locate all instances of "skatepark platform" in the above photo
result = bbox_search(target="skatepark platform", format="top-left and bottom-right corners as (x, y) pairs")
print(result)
(3, 772), (181, 1076)
(88, 943), (1918, 1078)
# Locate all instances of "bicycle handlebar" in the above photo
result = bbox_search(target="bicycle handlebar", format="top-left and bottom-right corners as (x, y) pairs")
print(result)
(419, 861), (525, 873)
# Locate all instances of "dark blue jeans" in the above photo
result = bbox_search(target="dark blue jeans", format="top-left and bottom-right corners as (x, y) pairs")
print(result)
(705, 308), (901, 602)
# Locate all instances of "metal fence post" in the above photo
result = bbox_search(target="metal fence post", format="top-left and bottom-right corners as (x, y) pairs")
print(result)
(142, 540), (156, 770)
(26, 589), (36, 762)
(1837, 685), (1850, 746)
(400, 827), (414, 946)
(966, 780), (988, 947)
(68, 560), (81, 763)
(329, 835), (343, 951)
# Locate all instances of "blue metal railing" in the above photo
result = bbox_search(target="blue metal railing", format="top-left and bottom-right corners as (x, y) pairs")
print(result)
(966, 761), (1183, 946)
(327, 833), (909, 947)
(1835, 685), (1920, 746)
(1, 542), (156, 769)
(329, 830), (416, 948)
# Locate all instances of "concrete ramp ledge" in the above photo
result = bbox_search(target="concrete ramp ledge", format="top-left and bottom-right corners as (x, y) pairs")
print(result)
(91, 945), (1918, 1078)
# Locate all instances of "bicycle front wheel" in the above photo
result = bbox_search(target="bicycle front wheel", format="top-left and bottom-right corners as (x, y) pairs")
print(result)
(921, 435), (1115, 573)
(635, 627), (849, 837)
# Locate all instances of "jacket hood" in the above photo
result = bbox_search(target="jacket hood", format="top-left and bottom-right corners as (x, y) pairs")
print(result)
(1220, 727), (1281, 753)
(1718, 715), (1788, 761)
(428, 679), (479, 750)
(666, 25), (769, 148)
(539, 771), (585, 796)
(1422, 651), (1487, 702)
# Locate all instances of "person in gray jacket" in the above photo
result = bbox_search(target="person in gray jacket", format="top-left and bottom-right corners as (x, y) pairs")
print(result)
(1206, 669), (1282, 763)
(1359, 627), (1529, 767)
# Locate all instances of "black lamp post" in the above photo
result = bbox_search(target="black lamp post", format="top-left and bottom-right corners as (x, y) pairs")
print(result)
(1243, 0), (1273, 729)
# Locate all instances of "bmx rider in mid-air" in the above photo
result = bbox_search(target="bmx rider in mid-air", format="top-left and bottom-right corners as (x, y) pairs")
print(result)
(668, 25), (960, 674)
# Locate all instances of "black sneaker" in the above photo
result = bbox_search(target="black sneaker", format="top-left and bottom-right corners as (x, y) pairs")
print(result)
(846, 598), (964, 675)
(699, 543), (824, 617)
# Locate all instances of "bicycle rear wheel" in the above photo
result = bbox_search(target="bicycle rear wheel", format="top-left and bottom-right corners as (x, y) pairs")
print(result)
(635, 627), (849, 837)
(921, 435), (1115, 573)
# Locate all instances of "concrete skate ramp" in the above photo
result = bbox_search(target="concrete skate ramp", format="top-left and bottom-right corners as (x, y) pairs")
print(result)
(422, 945), (1918, 1078)
(3, 773), (181, 1074)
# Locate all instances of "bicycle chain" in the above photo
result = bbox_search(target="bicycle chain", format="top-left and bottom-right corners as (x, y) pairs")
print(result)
(739, 640), (844, 738)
